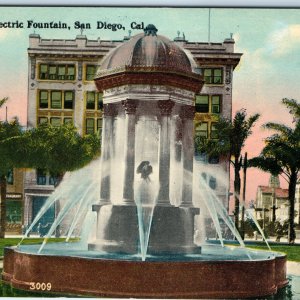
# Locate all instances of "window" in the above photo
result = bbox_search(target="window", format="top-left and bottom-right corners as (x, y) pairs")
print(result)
(208, 155), (219, 164)
(195, 95), (209, 113)
(209, 176), (217, 190)
(64, 91), (74, 109)
(98, 93), (103, 110)
(86, 92), (103, 110)
(210, 123), (218, 139)
(195, 122), (208, 138)
(86, 118), (95, 134)
(38, 117), (48, 125)
(86, 92), (96, 109)
(58, 66), (66, 80)
(49, 65), (57, 80)
(39, 64), (75, 81)
(7, 169), (13, 185)
(195, 94), (222, 114)
(64, 118), (73, 125)
(86, 65), (97, 81)
(40, 64), (48, 79)
(50, 117), (61, 127)
(39, 90), (74, 110)
(6, 200), (22, 224)
(32, 196), (55, 232)
(203, 68), (223, 84)
(97, 118), (102, 132)
(49, 173), (59, 186)
(37, 170), (60, 186)
(37, 169), (47, 185)
(39, 91), (48, 109)
(67, 66), (75, 80)
(51, 91), (62, 109)
(211, 95), (221, 114)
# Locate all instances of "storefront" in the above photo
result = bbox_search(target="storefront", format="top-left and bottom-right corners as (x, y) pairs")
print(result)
(6, 193), (23, 234)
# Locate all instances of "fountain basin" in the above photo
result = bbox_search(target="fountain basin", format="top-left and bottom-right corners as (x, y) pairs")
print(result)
(2, 243), (288, 299)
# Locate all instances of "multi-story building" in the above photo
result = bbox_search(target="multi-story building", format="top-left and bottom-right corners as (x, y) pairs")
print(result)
(24, 32), (241, 233)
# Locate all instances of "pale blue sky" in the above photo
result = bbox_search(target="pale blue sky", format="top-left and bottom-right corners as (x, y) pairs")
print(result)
(0, 7), (299, 201)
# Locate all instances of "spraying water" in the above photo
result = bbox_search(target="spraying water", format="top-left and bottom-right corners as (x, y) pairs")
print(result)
(19, 158), (101, 248)
(194, 160), (272, 251)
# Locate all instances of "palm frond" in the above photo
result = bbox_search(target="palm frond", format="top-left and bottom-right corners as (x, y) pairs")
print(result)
(0, 97), (8, 108)
(263, 122), (293, 136)
(282, 98), (300, 119)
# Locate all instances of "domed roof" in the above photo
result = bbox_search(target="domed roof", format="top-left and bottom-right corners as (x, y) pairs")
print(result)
(96, 25), (196, 77)
(94, 25), (203, 93)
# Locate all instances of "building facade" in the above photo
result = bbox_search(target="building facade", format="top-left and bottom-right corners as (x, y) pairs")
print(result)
(255, 175), (291, 224)
(24, 32), (241, 233)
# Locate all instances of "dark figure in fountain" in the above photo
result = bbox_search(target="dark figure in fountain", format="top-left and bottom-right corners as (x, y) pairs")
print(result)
(137, 161), (153, 181)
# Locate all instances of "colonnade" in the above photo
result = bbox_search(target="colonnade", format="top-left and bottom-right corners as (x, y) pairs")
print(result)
(99, 99), (195, 207)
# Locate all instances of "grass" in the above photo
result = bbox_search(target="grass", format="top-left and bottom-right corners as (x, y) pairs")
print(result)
(0, 238), (67, 256)
(246, 244), (300, 262)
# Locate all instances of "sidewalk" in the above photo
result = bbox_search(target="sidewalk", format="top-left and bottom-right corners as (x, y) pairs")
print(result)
(287, 261), (300, 276)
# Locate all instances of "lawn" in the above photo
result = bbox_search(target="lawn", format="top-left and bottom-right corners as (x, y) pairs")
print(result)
(0, 238), (66, 257)
(246, 244), (300, 262)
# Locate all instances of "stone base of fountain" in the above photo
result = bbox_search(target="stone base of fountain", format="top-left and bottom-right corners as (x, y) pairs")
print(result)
(2, 246), (288, 298)
(88, 204), (201, 255)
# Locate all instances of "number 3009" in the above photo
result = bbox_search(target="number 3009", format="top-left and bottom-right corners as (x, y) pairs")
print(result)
(29, 282), (52, 291)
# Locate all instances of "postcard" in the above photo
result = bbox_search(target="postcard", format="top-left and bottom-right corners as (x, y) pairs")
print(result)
(0, 5), (299, 299)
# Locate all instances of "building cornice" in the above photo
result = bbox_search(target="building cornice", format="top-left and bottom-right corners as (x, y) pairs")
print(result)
(95, 69), (204, 94)
(103, 84), (195, 106)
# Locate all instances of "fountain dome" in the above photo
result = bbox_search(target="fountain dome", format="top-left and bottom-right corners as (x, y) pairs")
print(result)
(95, 24), (203, 93)
(98, 25), (194, 73)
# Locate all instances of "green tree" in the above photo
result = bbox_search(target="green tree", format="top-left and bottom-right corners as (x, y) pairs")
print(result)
(0, 97), (100, 237)
(249, 98), (300, 244)
(195, 109), (260, 231)
(22, 123), (100, 181)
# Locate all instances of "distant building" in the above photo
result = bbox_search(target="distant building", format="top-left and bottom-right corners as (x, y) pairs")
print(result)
(23, 31), (241, 233)
(255, 175), (290, 224)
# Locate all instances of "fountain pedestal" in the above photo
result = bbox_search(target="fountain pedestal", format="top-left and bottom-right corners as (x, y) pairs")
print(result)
(88, 204), (200, 255)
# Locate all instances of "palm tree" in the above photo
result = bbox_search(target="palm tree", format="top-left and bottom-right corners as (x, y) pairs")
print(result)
(195, 109), (260, 231)
(250, 98), (300, 244)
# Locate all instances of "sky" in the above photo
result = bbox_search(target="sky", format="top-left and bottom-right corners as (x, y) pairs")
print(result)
(0, 7), (299, 209)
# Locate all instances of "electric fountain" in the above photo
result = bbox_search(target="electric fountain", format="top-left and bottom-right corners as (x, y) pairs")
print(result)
(2, 25), (287, 299)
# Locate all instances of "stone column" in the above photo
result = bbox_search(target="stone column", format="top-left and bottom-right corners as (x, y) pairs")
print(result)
(100, 104), (116, 205)
(122, 100), (138, 204)
(157, 100), (175, 205)
(180, 105), (195, 207)
(175, 116), (183, 162)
